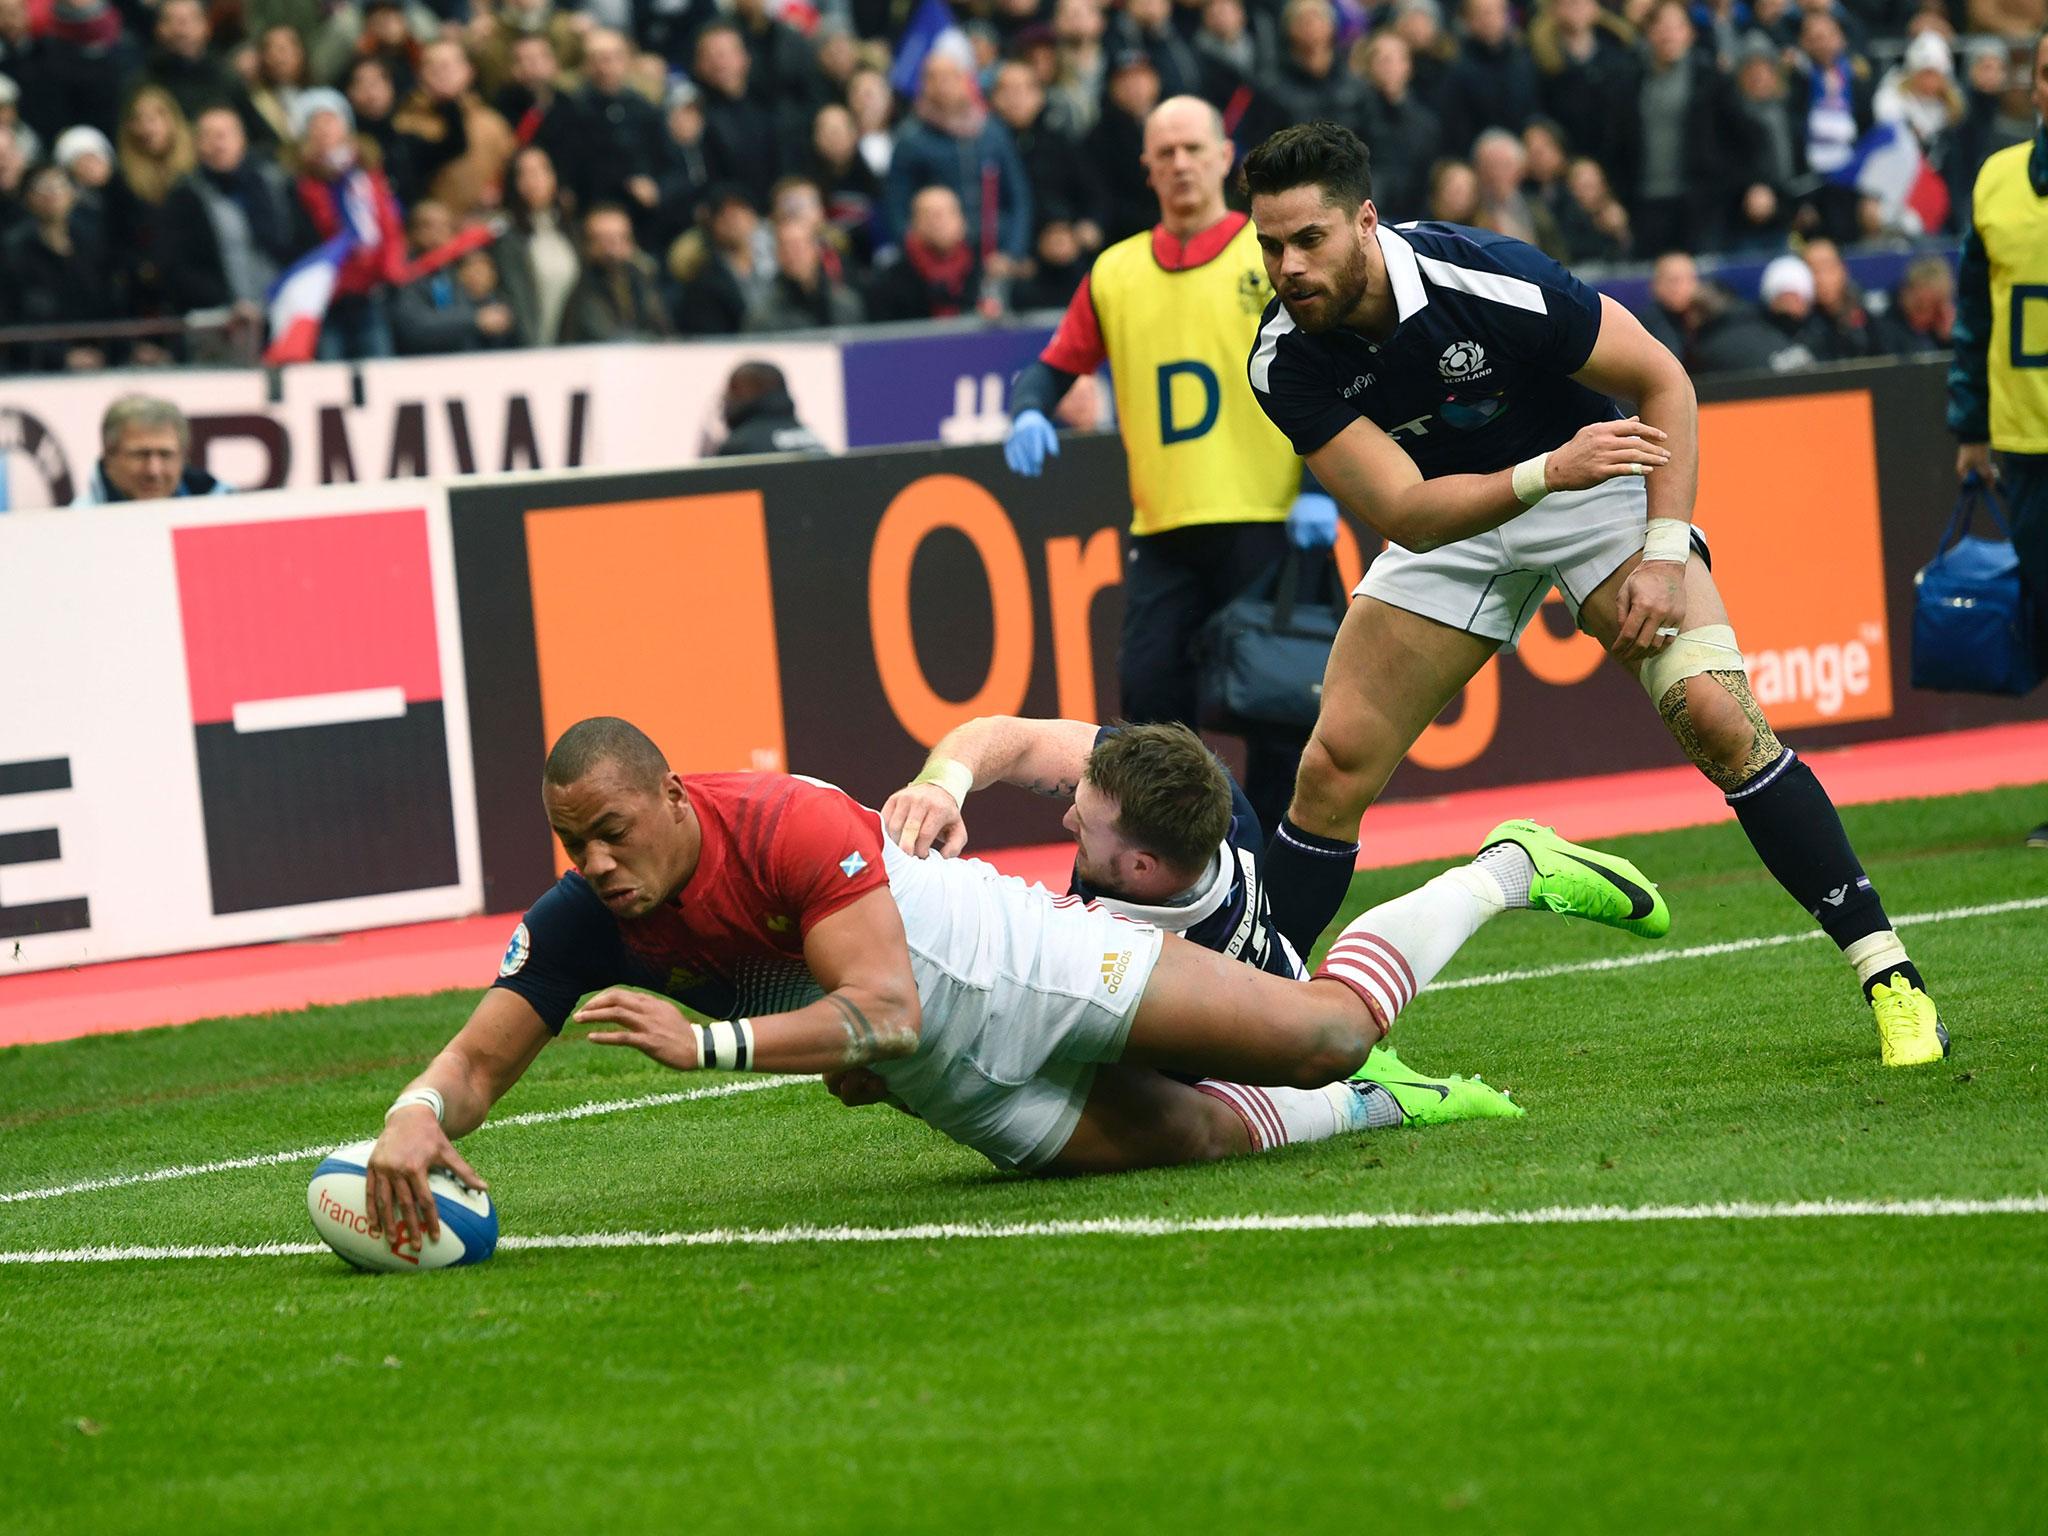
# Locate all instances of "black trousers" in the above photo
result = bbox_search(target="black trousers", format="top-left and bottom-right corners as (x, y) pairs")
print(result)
(2001, 452), (2048, 655)
(1119, 520), (1307, 837)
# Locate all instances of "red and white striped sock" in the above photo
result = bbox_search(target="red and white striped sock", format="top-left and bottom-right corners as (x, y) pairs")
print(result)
(1313, 868), (1503, 1030)
(1193, 1079), (1397, 1149)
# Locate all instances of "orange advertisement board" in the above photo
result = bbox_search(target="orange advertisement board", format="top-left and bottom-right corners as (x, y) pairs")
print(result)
(524, 493), (787, 872)
(1694, 390), (1893, 730)
(453, 362), (2041, 897)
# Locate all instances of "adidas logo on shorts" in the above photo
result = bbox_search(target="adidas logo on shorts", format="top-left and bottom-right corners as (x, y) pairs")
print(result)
(1100, 950), (1132, 995)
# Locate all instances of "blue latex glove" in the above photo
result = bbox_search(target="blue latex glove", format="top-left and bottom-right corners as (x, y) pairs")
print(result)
(1286, 491), (1339, 550)
(1004, 409), (1059, 477)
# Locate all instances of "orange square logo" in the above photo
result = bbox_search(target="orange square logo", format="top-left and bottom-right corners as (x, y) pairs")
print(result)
(524, 492), (788, 874)
(1696, 391), (1893, 730)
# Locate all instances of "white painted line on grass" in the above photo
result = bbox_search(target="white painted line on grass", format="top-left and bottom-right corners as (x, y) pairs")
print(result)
(1437, 894), (2048, 992)
(1, 1241), (330, 1263)
(5, 1196), (2045, 1265)
(482, 1076), (809, 1129)
(0, 1076), (807, 1206)
(232, 687), (407, 734)
(10, 893), (2042, 1210)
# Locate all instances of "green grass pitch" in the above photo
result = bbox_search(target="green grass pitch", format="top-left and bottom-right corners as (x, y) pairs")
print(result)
(3, 787), (2045, 1535)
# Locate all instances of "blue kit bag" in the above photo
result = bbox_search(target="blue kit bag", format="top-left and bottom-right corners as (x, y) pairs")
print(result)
(1910, 477), (2041, 696)
(1195, 553), (1348, 733)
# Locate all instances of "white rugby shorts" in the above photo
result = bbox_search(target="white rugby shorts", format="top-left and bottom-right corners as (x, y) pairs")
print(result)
(1359, 475), (1679, 650)
(874, 833), (1164, 1171)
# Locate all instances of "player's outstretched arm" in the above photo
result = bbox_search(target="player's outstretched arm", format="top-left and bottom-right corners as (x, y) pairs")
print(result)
(1307, 412), (1671, 554)
(366, 988), (552, 1244)
(883, 716), (1101, 857)
(579, 889), (922, 1074)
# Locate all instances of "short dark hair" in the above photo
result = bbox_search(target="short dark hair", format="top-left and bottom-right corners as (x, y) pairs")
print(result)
(544, 717), (669, 793)
(696, 18), (745, 49)
(727, 359), (789, 401)
(1085, 722), (1232, 875)
(342, 55), (391, 89)
(701, 181), (757, 217)
(1240, 121), (1373, 210)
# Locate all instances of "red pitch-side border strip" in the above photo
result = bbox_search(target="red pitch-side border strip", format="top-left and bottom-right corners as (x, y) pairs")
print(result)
(3, 721), (2043, 1048)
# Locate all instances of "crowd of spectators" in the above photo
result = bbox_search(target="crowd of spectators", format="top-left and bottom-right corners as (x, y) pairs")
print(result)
(0, 0), (2041, 373)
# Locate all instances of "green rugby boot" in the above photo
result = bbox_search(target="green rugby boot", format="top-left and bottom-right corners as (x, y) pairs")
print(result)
(1481, 819), (1671, 939)
(1350, 1046), (1525, 1126)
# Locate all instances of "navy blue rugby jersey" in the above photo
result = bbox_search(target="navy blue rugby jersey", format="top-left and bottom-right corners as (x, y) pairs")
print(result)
(490, 871), (727, 1031)
(1070, 728), (1302, 979)
(1248, 221), (1620, 479)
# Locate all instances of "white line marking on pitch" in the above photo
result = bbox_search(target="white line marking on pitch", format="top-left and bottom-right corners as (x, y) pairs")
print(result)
(1435, 894), (2048, 991)
(8, 892), (2042, 1209)
(0, 1076), (806, 1206)
(3, 1196), (2044, 1266)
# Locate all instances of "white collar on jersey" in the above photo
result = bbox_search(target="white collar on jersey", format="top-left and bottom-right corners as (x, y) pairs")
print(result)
(1376, 223), (1429, 323)
(1085, 840), (1235, 934)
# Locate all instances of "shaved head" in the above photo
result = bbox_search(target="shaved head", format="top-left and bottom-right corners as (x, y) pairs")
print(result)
(1144, 94), (1235, 232)
(544, 717), (669, 793)
(1146, 94), (1226, 148)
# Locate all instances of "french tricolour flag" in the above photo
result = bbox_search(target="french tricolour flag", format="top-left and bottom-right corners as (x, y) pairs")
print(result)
(262, 231), (355, 366)
(262, 169), (386, 367)
(1831, 121), (1951, 235)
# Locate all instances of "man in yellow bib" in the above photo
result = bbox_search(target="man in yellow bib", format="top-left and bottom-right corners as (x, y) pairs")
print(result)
(1003, 91), (1335, 835)
(1950, 26), (2048, 848)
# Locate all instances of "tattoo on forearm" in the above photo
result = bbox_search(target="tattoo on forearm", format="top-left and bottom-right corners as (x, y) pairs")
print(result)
(829, 994), (881, 1065)
(1028, 777), (1078, 800)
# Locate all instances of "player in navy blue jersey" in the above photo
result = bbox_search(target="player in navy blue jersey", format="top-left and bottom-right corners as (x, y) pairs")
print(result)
(1238, 122), (1946, 1068)
(885, 717), (1300, 977)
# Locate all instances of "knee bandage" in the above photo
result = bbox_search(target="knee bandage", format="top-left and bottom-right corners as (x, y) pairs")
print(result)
(1642, 624), (1784, 793)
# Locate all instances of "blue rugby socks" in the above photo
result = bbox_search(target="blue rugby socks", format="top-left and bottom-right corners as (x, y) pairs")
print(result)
(1725, 749), (1923, 998)
(1264, 816), (1359, 958)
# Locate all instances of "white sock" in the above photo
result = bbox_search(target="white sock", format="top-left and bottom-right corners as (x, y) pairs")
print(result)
(1314, 868), (1502, 1028)
(1195, 1079), (1405, 1151)
(1472, 841), (1536, 908)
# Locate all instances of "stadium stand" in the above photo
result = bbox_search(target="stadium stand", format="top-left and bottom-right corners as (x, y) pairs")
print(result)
(0, 0), (2040, 374)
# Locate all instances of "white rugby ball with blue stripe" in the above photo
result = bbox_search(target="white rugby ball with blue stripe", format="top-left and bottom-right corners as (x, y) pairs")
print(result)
(307, 1139), (498, 1272)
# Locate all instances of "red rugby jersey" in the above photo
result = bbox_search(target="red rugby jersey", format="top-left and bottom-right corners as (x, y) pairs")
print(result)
(617, 773), (889, 1011)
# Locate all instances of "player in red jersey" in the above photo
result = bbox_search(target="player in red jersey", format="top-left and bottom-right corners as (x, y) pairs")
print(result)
(364, 717), (1662, 1247)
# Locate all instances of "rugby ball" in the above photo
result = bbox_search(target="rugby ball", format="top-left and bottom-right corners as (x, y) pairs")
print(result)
(306, 1138), (498, 1273)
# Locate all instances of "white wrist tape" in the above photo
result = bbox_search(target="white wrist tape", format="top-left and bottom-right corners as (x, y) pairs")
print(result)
(1511, 453), (1550, 507)
(911, 756), (973, 808)
(386, 1086), (445, 1124)
(1641, 517), (1692, 564)
(693, 1018), (758, 1071)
